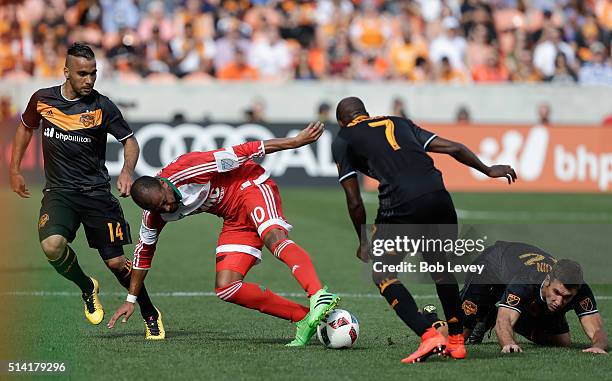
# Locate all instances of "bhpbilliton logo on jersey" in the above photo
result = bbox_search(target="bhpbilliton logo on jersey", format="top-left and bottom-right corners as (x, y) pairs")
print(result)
(43, 127), (92, 143)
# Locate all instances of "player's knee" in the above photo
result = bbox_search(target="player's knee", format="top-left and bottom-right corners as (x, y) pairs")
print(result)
(104, 256), (127, 273)
(40, 235), (67, 260)
(263, 228), (288, 251)
(215, 270), (244, 290)
(215, 280), (244, 302)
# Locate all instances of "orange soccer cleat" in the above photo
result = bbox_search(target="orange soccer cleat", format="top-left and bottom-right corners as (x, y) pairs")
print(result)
(401, 328), (446, 363)
(444, 334), (467, 359)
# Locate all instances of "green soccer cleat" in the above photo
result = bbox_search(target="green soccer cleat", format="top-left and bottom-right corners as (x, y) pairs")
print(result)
(307, 286), (340, 328)
(286, 312), (315, 347)
(286, 286), (340, 347)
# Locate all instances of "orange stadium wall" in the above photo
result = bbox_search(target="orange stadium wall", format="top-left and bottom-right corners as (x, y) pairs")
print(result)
(363, 124), (612, 193)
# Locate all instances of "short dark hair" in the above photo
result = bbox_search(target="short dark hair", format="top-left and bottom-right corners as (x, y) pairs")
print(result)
(336, 96), (368, 127)
(131, 176), (163, 211)
(549, 259), (584, 290)
(67, 42), (95, 60)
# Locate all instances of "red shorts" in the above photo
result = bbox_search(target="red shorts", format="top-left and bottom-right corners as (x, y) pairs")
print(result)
(215, 179), (292, 275)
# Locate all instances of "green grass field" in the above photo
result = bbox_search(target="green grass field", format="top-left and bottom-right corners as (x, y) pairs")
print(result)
(0, 188), (611, 381)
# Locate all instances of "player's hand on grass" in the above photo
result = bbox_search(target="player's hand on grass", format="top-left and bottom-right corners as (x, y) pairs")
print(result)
(9, 172), (31, 198)
(486, 165), (517, 184)
(501, 344), (522, 353)
(107, 302), (135, 329)
(116, 170), (133, 197)
(582, 347), (607, 354)
(294, 121), (324, 147)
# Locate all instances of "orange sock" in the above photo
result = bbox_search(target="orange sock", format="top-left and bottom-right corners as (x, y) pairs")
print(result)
(216, 281), (308, 322)
(272, 239), (323, 297)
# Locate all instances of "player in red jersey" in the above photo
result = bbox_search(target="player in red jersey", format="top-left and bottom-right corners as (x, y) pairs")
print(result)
(108, 122), (340, 345)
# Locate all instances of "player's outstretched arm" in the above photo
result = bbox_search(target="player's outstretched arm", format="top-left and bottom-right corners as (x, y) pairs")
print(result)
(427, 136), (517, 184)
(496, 307), (522, 353)
(580, 313), (608, 354)
(107, 268), (148, 329)
(339, 176), (368, 262)
(9, 123), (34, 198)
(116, 136), (140, 197)
(263, 121), (324, 154)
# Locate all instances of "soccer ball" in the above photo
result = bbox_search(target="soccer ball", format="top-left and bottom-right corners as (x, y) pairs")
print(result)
(316, 309), (359, 349)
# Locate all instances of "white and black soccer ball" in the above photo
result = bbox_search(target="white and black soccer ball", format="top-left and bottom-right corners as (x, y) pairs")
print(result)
(316, 309), (359, 349)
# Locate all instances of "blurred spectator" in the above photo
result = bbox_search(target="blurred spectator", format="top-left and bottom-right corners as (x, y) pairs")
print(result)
(218, 48), (258, 81)
(295, 48), (317, 80)
(327, 28), (354, 79)
(578, 42), (612, 86)
(100, 0), (140, 34)
(429, 17), (467, 70)
(456, 105), (471, 124)
(170, 112), (186, 125)
(249, 27), (291, 81)
(138, 1), (174, 42)
(436, 56), (469, 83)
(537, 102), (551, 125)
(349, 1), (391, 55)
(509, 50), (544, 82)
(244, 98), (266, 123)
(170, 22), (215, 78)
(213, 23), (251, 74)
(144, 26), (173, 75)
(388, 24), (428, 80)
(465, 23), (495, 72)
(391, 97), (408, 118)
(533, 27), (575, 78)
(549, 52), (578, 83)
(472, 50), (509, 82)
(0, 95), (17, 123)
(317, 102), (331, 122)
(411, 56), (433, 82)
(354, 53), (388, 81)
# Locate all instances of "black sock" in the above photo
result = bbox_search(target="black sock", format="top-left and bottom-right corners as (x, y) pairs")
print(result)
(48, 246), (94, 294)
(421, 307), (447, 330)
(113, 259), (157, 319)
(378, 278), (430, 336)
(434, 281), (463, 335)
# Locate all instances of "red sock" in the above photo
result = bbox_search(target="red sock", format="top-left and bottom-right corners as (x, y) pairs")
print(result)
(216, 281), (308, 322)
(272, 239), (323, 297)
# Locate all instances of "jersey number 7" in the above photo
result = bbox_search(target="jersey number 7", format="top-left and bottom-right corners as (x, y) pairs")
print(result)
(368, 119), (401, 151)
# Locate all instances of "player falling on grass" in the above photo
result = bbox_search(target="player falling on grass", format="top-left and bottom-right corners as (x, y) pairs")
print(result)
(332, 97), (517, 363)
(8, 43), (164, 340)
(107, 122), (340, 346)
(423, 241), (608, 354)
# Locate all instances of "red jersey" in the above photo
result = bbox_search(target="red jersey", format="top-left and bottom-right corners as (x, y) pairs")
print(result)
(133, 141), (267, 269)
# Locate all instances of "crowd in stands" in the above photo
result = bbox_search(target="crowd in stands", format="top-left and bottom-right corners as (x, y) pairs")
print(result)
(0, 0), (610, 84)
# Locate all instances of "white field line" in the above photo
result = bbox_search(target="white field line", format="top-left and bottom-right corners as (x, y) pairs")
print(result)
(1, 291), (612, 300)
(360, 192), (612, 221)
